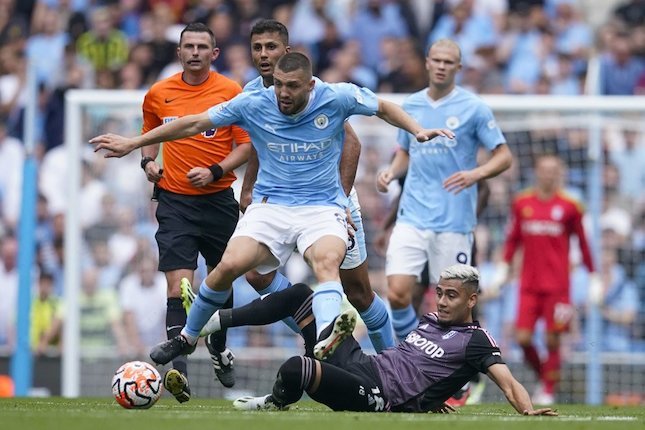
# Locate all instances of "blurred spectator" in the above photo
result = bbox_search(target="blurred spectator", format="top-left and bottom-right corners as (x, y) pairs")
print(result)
(128, 42), (157, 84)
(428, 0), (497, 64)
(38, 143), (70, 215)
(288, 0), (327, 48)
(230, 0), (263, 37)
(0, 118), (24, 229)
(221, 40), (257, 85)
(85, 193), (119, 243)
(497, 5), (548, 94)
(183, 0), (229, 23)
(0, 0), (29, 47)
(613, 0), (645, 28)
(31, 271), (62, 355)
(377, 36), (426, 93)
(79, 266), (127, 356)
(572, 247), (639, 352)
(311, 16), (344, 75)
(119, 254), (166, 356)
(206, 6), (244, 72)
(473, 0), (508, 33)
(88, 239), (122, 291)
(460, 51), (504, 94)
(34, 193), (54, 258)
(599, 188), (633, 247)
(144, 6), (177, 78)
(66, 10), (89, 45)
(599, 30), (645, 95)
(0, 234), (18, 351)
(148, 0), (189, 23)
(42, 43), (91, 152)
(636, 71), (645, 95)
(25, 5), (68, 90)
(319, 41), (378, 90)
(545, 51), (582, 95)
(551, 0), (591, 76)
(80, 160), (108, 229)
(117, 0), (145, 43)
(107, 207), (139, 270)
(95, 69), (118, 89)
(0, 46), (27, 138)
(608, 129), (645, 200)
(349, 0), (409, 70)
(76, 7), (129, 72)
(118, 61), (145, 89)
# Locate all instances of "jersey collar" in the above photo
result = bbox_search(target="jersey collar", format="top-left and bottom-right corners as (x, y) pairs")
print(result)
(425, 86), (459, 109)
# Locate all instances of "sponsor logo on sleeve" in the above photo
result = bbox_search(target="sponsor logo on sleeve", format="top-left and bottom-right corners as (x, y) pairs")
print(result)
(213, 101), (229, 112)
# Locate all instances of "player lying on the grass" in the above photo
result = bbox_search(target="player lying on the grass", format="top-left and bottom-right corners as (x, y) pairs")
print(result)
(185, 264), (557, 415)
(181, 276), (453, 412)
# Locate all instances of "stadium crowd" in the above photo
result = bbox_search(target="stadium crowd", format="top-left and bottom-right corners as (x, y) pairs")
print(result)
(0, 0), (644, 384)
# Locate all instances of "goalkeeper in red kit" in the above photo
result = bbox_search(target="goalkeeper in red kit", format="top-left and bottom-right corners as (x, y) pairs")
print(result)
(491, 153), (601, 405)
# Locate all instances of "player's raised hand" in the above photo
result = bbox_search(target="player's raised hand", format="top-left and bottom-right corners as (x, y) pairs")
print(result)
(415, 128), (454, 142)
(523, 408), (558, 416)
(90, 134), (138, 158)
(376, 170), (393, 193)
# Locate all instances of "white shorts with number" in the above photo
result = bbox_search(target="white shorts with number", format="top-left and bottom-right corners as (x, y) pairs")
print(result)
(341, 188), (367, 270)
(385, 223), (473, 284)
(232, 203), (349, 275)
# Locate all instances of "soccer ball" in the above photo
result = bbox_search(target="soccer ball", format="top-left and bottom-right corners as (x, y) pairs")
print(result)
(111, 361), (162, 409)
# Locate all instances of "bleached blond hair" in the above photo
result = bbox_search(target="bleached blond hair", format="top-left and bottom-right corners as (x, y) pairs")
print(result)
(440, 264), (479, 292)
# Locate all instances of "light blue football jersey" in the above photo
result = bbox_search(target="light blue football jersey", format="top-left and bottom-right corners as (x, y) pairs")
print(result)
(208, 81), (379, 207)
(242, 76), (264, 92)
(396, 86), (505, 233)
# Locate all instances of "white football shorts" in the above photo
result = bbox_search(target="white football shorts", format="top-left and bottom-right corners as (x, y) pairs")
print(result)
(340, 187), (367, 270)
(385, 223), (473, 284)
(232, 203), (349, 274)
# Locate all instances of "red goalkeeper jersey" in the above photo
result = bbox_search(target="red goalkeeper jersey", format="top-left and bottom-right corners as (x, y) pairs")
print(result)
(502, 189), (594, 293)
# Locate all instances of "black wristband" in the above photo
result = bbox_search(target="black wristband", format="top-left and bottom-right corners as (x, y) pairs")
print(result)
(208, 163), (224, 181)
(140, 156), (155, 171)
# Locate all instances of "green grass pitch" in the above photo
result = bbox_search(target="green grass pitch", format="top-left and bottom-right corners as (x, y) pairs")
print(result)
(1, 398), (643, 430)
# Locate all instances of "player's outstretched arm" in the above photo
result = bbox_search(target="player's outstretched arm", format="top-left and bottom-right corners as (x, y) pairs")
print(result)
(91, 111), (214, 158)
(487, 363), (558, 416)
(375, 99), (454, 142)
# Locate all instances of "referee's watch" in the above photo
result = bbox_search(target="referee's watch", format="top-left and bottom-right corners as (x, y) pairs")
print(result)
(140, 156), (155, 171)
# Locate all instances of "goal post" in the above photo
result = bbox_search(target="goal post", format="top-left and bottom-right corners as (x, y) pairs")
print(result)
(64, 89), (645, 404)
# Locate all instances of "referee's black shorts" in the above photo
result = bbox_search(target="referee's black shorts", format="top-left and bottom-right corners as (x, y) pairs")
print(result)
(154, 187), (239, 272)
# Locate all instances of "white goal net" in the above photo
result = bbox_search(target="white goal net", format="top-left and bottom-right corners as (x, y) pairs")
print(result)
(64, 90), (645, 405)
